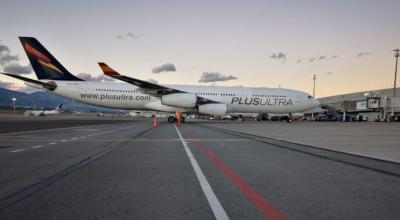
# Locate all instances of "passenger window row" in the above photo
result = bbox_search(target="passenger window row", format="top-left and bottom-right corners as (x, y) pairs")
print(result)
(253, 94), (287, 98)
(195, 92), (232, 96)
(95, 88), (139, 93)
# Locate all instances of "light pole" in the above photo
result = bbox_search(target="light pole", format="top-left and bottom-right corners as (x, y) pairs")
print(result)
(391, 49), (399, 117)
(12, 97), (16, 117)
(313, 74), (317, 98)
(312, 74), (317, 120)
(394, 49), (399, 97)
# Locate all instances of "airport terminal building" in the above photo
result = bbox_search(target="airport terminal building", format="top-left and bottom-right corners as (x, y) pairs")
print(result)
(317, 87), (400, 121)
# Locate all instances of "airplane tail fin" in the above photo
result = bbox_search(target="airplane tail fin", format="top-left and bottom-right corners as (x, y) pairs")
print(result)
(19, 37), (82, 81)
(98, 62), (121, 76)
(54, 104), (63, 111)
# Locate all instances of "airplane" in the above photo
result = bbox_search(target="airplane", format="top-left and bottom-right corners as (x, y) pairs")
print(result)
(24, 104), (63, 117)
(0, 37), (319, 123)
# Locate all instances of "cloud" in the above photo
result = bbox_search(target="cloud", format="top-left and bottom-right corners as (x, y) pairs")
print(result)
(0, 54), (18, 65)
(325, 72), (333, 75)
(0, 80), (14, 89)
(270, 52), (286, 63)
(297, 59), (302, 63)
(0, 80), (38, 93)
(3, 63), (32, 74)
(147, 78), (158, 84)
(0, 45), (10, 54)
(303, 55), (338, 63)
(152, 63), (176, 74)
(0, 42), (33, 75)
(76, 73), (115, 81)
(116, 32), (145, 40)
(198, 72), (238, 83)
(0, 43), (19, 65)
(356, 52), (372, 58)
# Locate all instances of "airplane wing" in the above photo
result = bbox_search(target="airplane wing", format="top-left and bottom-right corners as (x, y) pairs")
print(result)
(98, 63), (219, 105)
(0, 72), (57, 91)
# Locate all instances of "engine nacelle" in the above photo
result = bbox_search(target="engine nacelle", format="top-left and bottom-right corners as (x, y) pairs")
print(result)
(161, 93), (197, 108)
(199, 104), (227, 116)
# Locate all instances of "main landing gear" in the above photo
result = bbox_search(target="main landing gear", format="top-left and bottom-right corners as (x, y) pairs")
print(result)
(287, 113), (293, 123)
(167, 116), (185, 123)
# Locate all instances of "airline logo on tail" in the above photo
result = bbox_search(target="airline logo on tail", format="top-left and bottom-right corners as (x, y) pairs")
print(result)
(98, 63), (120, 76)
(23, 42), (64, 75)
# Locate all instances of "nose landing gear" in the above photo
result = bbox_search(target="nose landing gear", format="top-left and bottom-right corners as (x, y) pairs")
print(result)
(168, 116), (176, 123)
(167, 115), (185, 123)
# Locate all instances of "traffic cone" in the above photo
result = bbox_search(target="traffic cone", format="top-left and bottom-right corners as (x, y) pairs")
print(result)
(153, 113), (158, 128)
(177, 112), (182, 127)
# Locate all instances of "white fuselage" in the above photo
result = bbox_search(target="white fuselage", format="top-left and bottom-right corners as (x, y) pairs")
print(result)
(25, 109), (61, 117)
(27, 81), (319, 114)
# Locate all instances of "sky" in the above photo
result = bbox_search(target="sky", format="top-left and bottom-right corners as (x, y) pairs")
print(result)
(1, 0), (400, 98)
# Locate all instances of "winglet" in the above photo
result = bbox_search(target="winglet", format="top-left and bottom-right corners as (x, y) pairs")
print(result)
(98, 62), (120, 77)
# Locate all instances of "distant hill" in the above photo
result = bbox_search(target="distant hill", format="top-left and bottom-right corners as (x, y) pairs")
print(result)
(0, 88), (122, 112)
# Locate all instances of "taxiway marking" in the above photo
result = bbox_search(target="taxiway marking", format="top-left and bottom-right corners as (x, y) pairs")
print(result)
(32, 145), (43, 149)
(174, 125), (229, 220)
(189, 136), (287, 220)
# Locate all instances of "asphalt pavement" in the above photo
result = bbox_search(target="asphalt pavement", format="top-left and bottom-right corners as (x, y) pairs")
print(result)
(0, 119), (399, 219)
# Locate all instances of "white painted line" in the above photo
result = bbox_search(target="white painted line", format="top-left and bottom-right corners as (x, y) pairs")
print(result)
(74, 129), (99, 131)
(10, 149), (25, 153)
(1, 124), (106, 135)
(32, 145), (43, 149)
(174, 125), (229, 220)
(71, 137), (78, 140)
(60, 140), (67, 142)
(49, 142), (57, 145)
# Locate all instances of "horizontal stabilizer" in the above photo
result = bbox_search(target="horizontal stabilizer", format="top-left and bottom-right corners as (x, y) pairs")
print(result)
(0, 72), (57, 91)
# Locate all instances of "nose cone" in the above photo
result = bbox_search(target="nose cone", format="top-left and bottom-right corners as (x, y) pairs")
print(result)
(304, 95), (320, 111)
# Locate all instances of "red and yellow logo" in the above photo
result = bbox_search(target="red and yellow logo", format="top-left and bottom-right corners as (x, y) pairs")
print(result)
(99, 63), (119, 76)
(24, 42), (63, 74)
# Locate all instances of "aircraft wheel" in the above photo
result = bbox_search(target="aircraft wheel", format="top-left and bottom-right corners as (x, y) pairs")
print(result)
(256, 116), (262, 121)
(168, 116), (176, 123)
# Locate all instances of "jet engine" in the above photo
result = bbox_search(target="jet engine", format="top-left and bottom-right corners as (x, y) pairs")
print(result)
(161, 93), (197, 108)
(199, 103), (227, 116)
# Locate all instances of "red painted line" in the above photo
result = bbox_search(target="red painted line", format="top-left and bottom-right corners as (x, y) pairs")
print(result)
(186, 133), (287, 220)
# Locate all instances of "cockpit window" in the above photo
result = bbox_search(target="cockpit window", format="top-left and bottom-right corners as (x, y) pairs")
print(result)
(308, 96), (312, 99)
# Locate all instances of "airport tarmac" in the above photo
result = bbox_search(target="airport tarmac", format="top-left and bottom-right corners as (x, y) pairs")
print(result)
(0, 118), (399, 219)
(201, 121), (400, 163)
